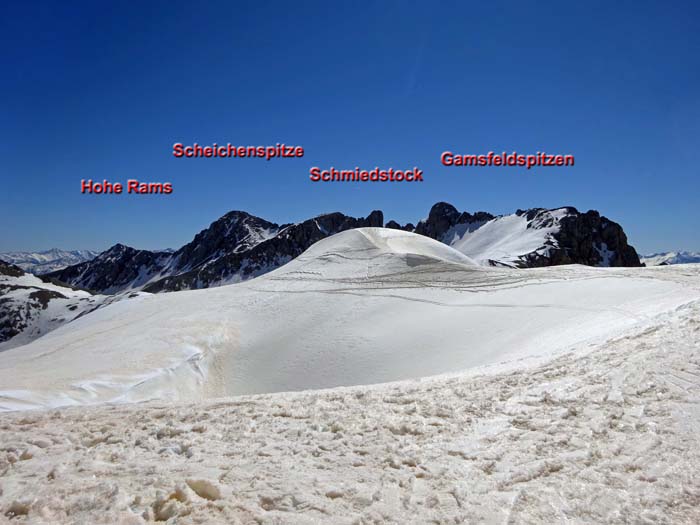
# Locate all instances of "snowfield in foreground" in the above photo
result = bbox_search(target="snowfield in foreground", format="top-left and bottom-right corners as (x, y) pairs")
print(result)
(0, 296), (699, 524)
(0, 229), (699, 523)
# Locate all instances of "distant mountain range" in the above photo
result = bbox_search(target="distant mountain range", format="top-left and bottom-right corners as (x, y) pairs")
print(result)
(0, 202), (656, 349)
(0, 249), (99, 274)
(641, 251), (700, 266)
(41, 202), (642, 295)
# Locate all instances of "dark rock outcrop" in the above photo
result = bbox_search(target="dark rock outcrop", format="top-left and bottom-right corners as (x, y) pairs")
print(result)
(45, 202), (641, 295)
(413, 202), (495, 242)
(414, 202), (462, 239)
(174, 211), (280, 271)
(516, 208), (642, 267)
(0, 260), (25, 278)
(413, 203), (640, 268)
(48, 210), (383, 294)
(47, 244), (171, 294)
(143, 210), (383, 292)
(385, 220), (416, 232)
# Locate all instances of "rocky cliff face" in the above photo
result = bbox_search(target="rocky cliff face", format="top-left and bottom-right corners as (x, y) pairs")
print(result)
(47, 244), (172, 294)
(143, 211), (383, 292)
(532, 208), (641, 267)
(46, 203), (641, 295)
(0, 260), (24, 279)
(0, 261), (32, 345)
(385, 220), (415, 232)
(392, 202), (642, 268)
(411, 203), (495, 241)
(47, 210), (384, 294)
(172, 211), (281, 271)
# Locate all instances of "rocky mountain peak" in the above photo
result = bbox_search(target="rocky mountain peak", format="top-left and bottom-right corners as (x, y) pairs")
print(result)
(414, 202), (461, 239)
(0, 260), (25, 278)
(413, 203), (495, 242)
(553, 209), (641, 267)
(176, 211), (280, 270)
(45, 203), (643, 295)
(102, 244), (132, 256)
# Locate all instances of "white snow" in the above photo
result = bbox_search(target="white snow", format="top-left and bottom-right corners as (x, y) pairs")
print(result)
(0, 249), (99, 274)
(446, 209), (570, 265)
(0, 228), (697, 412)
(1, 228), (700, 523)
(0, 291), (699, 523)
(0, 270), (147, 352)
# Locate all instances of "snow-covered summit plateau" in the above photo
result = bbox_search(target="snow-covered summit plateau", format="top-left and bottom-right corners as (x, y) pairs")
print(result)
(0, 228), (696, 411)
(1, 229), (700, 523)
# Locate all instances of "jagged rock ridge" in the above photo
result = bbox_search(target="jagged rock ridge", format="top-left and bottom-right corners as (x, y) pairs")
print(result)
(394, 202), (642, 268)
(46, 203), (641, 294)
(48, 210), (384, 294)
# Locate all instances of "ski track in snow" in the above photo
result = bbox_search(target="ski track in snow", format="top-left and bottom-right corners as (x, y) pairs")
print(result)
(0, 229), (699, 523)
(0, 299), (699, 524)
(2, 230), (697, 411)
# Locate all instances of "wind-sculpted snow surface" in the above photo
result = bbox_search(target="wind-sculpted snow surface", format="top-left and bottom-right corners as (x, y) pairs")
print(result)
(0, 229), (697, 412)
(0, 297), (699, 523)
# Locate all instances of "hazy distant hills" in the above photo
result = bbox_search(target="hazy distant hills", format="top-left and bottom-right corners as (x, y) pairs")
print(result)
(0, 249), (99, 274)
(641, 251), (700, 266)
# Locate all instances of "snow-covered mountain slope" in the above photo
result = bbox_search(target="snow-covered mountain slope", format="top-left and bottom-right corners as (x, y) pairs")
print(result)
(406, 203), (642, 268)
(641, 251), (700, 266)
(0, 260), (146, 351)
(0, 249), (99, 274)
(44, 202), (642, 296)
(45, 244), (173, 294)
(46, 210), (383, 294)
(142, 210), (383, 292)
(0, 228), (696, 411)
(445, 209), (567, 266)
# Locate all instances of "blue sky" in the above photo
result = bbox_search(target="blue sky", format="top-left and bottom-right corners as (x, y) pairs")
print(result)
(1, 1), (699, 254)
